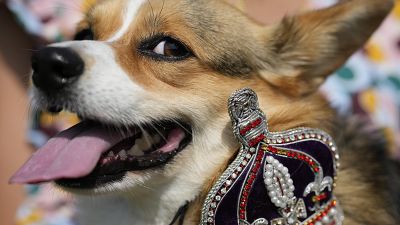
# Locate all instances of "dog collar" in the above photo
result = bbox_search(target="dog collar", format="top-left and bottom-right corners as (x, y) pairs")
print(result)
(200, 88), (344, 225)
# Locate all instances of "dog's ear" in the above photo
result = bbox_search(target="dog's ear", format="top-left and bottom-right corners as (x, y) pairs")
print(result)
(259, 0), (394, 96)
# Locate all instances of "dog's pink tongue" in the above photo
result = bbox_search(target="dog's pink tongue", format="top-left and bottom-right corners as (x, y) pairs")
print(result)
(10, 122), (125, 184)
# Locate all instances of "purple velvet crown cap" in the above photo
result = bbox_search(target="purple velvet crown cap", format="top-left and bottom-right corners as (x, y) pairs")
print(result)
(200, 88), (343, 225)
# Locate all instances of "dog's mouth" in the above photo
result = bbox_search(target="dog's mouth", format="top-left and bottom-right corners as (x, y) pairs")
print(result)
(10, 118), (192, 189)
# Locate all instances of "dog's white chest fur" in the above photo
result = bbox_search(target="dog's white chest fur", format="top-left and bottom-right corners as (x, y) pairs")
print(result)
(76, 195), (171, 225)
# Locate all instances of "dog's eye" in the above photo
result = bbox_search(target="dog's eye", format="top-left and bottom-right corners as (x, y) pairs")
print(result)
(139, 36), (192, 61)
(74, 28), (94, 41)
(153, 38), (189, 57)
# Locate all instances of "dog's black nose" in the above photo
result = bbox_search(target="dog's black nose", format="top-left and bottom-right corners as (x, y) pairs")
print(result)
(31, 47), (84, 92)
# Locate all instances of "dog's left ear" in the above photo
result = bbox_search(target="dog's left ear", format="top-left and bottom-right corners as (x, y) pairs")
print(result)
(259, 0), (394, 96)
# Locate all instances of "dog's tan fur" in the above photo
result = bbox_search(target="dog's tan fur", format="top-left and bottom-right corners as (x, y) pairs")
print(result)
(335, 118), (400, 225)
(45, 0), (399, 224)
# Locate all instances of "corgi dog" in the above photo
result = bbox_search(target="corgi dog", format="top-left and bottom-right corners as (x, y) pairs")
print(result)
(11, 0), (400, 224)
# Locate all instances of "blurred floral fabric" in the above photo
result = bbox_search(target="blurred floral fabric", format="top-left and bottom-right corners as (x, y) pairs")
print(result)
(7, 0), (84, 42)
(318, 1), (400, 157)
(6, 0), (400, 224)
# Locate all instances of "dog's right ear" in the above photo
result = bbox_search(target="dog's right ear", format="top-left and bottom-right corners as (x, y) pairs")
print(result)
(258, 0), (394, 96)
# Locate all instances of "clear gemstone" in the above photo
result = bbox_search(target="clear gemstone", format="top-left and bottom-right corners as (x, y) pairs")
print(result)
(287, 217), (295, 224)
(322, 216), (330, 224)
(329, 208), (337, 216)
(298, 134), (303, 140)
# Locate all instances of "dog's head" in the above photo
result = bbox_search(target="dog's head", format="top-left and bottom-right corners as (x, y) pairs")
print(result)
(12, 0), (392, 202)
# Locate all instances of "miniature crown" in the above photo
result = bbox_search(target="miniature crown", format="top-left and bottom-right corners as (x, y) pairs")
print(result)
(201, 88), (343, 225)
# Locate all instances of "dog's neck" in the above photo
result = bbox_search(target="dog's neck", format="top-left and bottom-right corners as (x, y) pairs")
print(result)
(75, 190), (188, 225)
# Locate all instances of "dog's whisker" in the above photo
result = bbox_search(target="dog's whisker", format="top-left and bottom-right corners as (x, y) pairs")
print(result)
(148, 123), (168, 143)
(171, 118), (192, 135)
(136, 181), (157, 192)
(158, 0), (166, 19)
(138, 124), (153, 148)
(147, 0), (155, 21)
